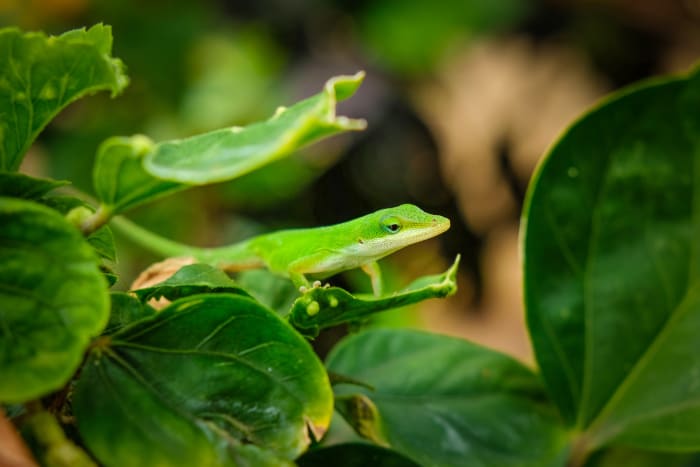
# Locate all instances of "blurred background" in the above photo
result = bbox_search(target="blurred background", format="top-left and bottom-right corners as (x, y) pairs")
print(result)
(2, 0), (699, 363)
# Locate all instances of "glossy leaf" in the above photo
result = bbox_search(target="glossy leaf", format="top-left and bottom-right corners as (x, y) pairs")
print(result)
(0, 172), (68, 199)
(103, 292), (155, 335)
(326, 329), (569, 467)
(74, 294), (333, 465)
(0, 24), (128, 171)
(523, 66), (700, 451)
(289, 255), (459, 336)
(143, 72), (366, 184)
(297, 443), (420, 467)
(132, 263), (250, 302)
(93, 135), (185, 215)
(585, 446), (697, 467)
(0, 197), (108, 402)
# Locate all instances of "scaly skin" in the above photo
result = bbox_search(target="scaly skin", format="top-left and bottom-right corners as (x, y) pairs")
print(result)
(202, 204), (450, 294)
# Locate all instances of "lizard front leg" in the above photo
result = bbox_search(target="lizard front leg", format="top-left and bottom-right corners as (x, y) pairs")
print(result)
(361, 261), (383, 296)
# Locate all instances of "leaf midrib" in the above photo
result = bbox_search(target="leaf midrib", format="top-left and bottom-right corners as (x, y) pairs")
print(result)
(581, 85), (700, 445)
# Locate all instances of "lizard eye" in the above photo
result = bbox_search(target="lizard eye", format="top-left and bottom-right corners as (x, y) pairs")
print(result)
(380, 215), (402, 234)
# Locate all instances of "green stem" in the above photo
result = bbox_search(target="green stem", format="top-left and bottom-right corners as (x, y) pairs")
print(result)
(109, 215), (203, 259)
(568, 434), (593, 467)
(22, 409), (96, 466)
(79, 204), (112, 236)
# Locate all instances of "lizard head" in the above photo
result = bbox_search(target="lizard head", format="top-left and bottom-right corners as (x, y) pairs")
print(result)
(366, 204), (450, 252)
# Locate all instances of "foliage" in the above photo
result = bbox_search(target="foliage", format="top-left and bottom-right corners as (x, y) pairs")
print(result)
(1, 23), (699, 467)
(0, 25), (454, 466)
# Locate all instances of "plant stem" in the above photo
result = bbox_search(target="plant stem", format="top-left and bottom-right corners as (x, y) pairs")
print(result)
(22, 409), (96, 466)
(568, 434), (592, 467)
(79, 204), (111, 236)
(110, 215), (201, 258)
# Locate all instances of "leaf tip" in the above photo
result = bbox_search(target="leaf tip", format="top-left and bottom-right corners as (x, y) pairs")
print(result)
(325, 71), (365, 102)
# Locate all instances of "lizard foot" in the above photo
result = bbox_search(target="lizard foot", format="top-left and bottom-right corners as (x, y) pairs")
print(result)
(299, 281), (330, 294)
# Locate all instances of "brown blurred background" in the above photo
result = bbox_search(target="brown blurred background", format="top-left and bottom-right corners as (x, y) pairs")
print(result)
(2, 0), (699, 363)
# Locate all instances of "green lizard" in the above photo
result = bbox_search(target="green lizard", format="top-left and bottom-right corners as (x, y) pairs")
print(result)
(115, 204), (450, 295)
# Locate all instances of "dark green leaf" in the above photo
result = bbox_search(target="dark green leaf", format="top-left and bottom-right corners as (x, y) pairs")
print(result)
(0, 197), (108, 402)
(86, 224), (116, 262)
(132, 263), (251, 302)
(0, 24), (128, 171)
(100, 267), (118, 287)
(288, 255), (459, 336)
(74, 294), (333, 465)
(93, 135), (186, 215)
(0, 172), (68, 199)
(585, 445), (697, 467)
(143, 73), (366, 184)
(326, 329), (569, 467)
(103, 292), (155, 335)
(297, 443), (420, 467)
(523, 66), (700, 451)
(235, 269), (299, 316)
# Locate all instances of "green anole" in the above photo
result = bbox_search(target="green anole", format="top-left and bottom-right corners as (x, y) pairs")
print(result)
(115, 204), (450, 295)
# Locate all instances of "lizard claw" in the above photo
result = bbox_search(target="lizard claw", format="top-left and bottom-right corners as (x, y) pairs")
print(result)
(300, 281), (328, 294)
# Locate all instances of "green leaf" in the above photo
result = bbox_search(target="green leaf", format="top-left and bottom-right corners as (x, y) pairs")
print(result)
(132, 263), (251, 302)
(523, 65), (700, 451)
(74, 294), (333, 465)
(235, 269), (300, 316)
(0, 24), (128, 171)
(0, 172), (68, 199)
(288, 255), (460, 336)
(0, 197), (108, 403)
(103, 292), (155, 335)
(143, 72), (366, 184)
(326, 329), (569, 467)
(93, 135), (186, 215)
(86, 223), (116, 262)
(585, 446), (697, 467)
(41, 194), (117, 261)
(297, 443), (420, 467)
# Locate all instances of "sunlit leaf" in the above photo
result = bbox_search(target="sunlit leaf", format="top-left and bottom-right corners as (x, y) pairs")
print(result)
(523, 65), (700, 451)
(74, 294), (333, 465)
(0, 197), (108, 402)
(0, 24), (128, 171)
(143, 73), (366, 184)
(326, 329), (569, 467)
(93, 135), (185, 215)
